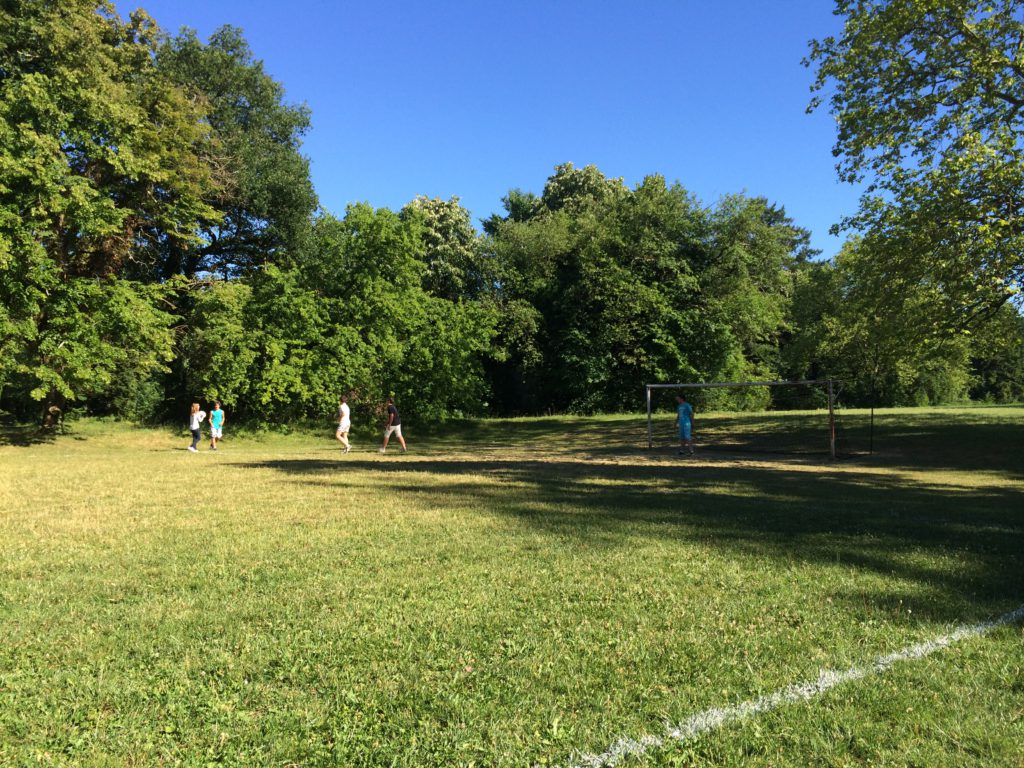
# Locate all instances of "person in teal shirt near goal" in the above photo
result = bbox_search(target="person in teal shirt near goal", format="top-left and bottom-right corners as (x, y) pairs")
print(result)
(676, 394), (695, 455)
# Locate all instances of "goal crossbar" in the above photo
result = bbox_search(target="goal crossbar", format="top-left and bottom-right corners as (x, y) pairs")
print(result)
(645, 378), (838, 457)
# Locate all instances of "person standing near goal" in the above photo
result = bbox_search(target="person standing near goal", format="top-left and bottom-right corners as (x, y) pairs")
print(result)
(379, 396), (407, 454)
(335, 395), (352, 453)
(676, 394), (695, 455)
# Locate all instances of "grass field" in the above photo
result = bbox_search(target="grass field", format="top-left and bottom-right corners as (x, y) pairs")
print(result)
(1, 407), (1023, 767)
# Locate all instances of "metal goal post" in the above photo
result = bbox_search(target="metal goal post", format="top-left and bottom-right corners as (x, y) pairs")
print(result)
(645, 379), (838, 458)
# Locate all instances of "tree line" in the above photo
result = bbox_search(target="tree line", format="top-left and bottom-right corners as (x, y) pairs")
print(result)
(2, 0), (1022, 428)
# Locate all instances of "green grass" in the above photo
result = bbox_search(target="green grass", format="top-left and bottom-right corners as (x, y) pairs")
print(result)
(1, 407), (1022, 767)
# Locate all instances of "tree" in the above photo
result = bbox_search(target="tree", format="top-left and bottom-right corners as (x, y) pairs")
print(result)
(784, 239), (973, 406)
(156, 25), (317, 279)
(967, 303), (1024, 402)
(807, 0), (1024, 325)
(0, 0), (221, 420)
(400, 196), (485, 301)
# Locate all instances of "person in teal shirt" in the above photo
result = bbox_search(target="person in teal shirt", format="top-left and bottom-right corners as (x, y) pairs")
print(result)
(676, 394), (694, 455)
(209, 401), (225, 450)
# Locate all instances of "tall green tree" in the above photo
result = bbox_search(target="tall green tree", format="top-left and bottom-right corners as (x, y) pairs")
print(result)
(156, 24), (317, 278)
(400, 196), (485, 301)
(808, 0), (1024, 325)
(784, 239), (974, 406)
(0, 0), (221, 419)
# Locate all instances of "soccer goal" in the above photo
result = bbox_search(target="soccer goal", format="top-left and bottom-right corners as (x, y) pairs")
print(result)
(645, 379), (840, 458)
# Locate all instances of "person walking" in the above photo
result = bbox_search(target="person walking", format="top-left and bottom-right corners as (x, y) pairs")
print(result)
(209, 401), (225, 450)
(379, 397), (407, 454)
(335, 395), (352, 453)
(676, 394), (695, 455)
(187, 403), (205, 453)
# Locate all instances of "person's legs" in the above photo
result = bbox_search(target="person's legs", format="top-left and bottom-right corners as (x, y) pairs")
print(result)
(340, 430), (350, 451)
(395, 425), (406, 452)
(678, 425), (691, 455)
(189, 428), (200, 452)
(381, 427), (391, 453)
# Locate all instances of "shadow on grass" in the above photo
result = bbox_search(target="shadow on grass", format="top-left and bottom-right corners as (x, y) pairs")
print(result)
(0, 424), (59, 447)
(241, 451), (1024, 625)
(429, 409), (1024, 478)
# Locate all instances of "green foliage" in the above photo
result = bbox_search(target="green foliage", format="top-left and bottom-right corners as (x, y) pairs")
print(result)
(181, 279), (258, 409)
(3, 1), (1022, 426)
(156, 25), (317, 278)
(484, 168), (809, 413)
(783, 239), (980, 406)
(400, 196), (487, 301)
(968, 302), (1024, 402)
(5, 278), (177, 418)
(0, 0), (218, 417)
(808, 0), (1024, 323)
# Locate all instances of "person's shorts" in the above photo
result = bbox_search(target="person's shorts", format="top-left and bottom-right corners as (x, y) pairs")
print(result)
(384, 424), (403, 439)
(678, 424), (691, 441)
(337, 420), (351, 433)
(211, 427), (223, 439)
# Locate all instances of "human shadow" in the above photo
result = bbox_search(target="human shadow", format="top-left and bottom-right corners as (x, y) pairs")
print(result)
(241, 454), (1024, 625)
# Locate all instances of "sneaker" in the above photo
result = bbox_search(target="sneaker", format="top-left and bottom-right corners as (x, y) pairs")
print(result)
(344, 446), (351, 453)
(378, 448), (386, 454)
(187, 446), (198, 452)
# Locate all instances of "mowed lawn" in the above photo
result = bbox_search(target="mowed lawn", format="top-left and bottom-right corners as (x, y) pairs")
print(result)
(1, 408), (1022, 767)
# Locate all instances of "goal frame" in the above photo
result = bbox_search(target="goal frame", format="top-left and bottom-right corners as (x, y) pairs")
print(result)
(645, 378), (838, 458)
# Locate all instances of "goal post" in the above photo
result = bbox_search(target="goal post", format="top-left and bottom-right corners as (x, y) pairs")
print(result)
(645, 378), (838, 458)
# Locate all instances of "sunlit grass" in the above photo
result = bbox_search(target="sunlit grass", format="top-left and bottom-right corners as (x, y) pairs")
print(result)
(1, 407), (1022, 766)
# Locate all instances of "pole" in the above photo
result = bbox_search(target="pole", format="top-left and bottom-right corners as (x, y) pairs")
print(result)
(869, 373), (875, 455)
(827, 377), (836, 459)
(646, 385), (653, 450)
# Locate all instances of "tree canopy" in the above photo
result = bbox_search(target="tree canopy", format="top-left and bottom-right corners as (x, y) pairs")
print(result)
(807, 0), (1024, 325)
(2, 0), (1023, 427)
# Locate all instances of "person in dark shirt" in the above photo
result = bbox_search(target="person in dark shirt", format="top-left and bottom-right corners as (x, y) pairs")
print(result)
(379, 397), (407, 454)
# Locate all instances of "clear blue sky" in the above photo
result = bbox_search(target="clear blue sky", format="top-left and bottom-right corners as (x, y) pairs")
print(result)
(115, 0), (857, 258)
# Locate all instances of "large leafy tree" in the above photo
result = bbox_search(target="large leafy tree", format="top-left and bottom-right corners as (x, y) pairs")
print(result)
(156, 25), (317, 278)
(400, 196), (485, 301)
(784, 239), (974, 406)
(807, 0), (1024, 325)
(0, 0), (221, 419)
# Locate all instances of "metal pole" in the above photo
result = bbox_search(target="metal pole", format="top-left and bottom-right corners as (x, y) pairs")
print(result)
(869, 373), (875, 455)
(827, 377), (836, 459)
(646, 385), (653, 450)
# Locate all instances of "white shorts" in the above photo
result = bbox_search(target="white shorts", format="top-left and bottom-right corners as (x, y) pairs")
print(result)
(211, 427), (223, 438)
(337, 419), (351, 433)
(384, 424), (403, 438)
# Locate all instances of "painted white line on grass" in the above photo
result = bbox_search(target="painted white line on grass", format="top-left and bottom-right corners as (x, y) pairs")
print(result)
(564, 603), (1024, 768)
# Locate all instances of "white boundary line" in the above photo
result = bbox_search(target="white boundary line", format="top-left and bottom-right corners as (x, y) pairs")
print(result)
(563, 603), (1024, 768)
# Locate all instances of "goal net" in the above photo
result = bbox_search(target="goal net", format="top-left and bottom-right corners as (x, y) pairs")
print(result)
(645, 379), (842, 458)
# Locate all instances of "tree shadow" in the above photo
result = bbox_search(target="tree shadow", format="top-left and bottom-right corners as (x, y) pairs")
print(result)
(241, 453), (1024, 626)
(0, 424), (59, 447)
(430, 410), (1024, 479)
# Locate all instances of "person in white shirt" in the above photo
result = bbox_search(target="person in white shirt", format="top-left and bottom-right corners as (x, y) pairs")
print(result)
(335, 395), (352, 453)
(187, 403), (205, 453)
